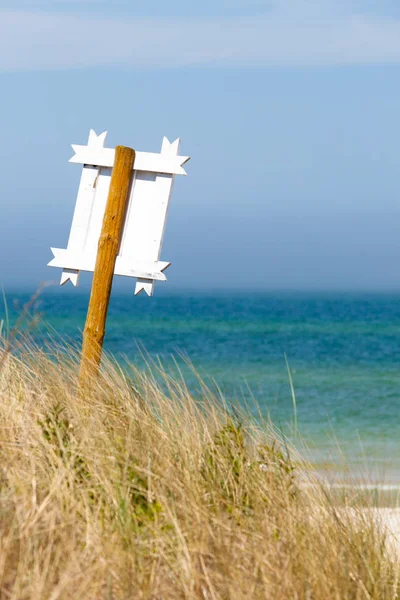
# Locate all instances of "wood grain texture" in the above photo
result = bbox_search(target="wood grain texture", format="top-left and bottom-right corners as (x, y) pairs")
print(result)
(80, 145), (135, 378)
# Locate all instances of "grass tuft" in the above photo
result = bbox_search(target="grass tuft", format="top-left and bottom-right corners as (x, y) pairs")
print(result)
(0, 342), (398, 599)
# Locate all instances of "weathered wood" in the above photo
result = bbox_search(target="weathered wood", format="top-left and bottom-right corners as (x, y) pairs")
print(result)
(80, 145), (135, 378)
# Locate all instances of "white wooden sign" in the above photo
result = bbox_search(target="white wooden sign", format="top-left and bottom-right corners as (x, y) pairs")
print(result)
(48, 130), (189, 295)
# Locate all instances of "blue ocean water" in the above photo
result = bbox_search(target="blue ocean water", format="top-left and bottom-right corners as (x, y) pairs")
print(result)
(3, 290), (400, 482)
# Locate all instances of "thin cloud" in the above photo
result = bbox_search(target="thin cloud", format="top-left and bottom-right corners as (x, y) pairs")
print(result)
(2, 9), (400, 71)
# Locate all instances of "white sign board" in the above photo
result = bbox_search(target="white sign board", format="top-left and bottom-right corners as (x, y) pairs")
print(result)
(48, 130), (189, 295)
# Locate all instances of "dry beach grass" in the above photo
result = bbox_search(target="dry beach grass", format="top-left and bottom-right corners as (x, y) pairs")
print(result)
(0, 341), (399, 599)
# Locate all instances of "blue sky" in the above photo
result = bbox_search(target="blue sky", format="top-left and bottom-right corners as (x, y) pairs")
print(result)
(1, 0), (400, 291)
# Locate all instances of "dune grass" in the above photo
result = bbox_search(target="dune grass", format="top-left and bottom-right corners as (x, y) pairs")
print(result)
(0, 341), (399, 599)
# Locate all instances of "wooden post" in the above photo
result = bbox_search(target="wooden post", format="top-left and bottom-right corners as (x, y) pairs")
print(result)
(79, 146), (135, 380)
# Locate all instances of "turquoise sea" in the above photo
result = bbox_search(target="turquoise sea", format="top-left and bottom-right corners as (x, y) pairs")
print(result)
(3, 290), (400, 485)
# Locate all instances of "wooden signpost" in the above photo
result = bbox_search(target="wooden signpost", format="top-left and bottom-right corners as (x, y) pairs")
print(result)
(48, 130), (190, 375)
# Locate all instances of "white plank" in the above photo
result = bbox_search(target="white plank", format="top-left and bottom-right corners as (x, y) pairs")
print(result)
(83, 167), (112, 253)
(48, 248), (170, 281)
(60, 129), (107, 286)
(69, 145), (189, 176)
(125, 137), (180, 296)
